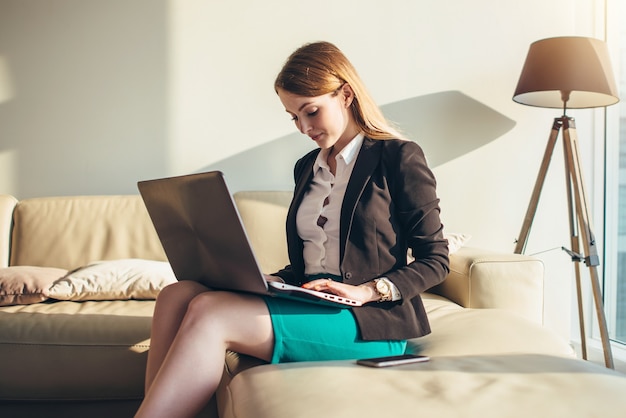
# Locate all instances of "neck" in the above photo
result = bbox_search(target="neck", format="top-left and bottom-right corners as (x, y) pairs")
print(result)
(332, 125), (360, 155)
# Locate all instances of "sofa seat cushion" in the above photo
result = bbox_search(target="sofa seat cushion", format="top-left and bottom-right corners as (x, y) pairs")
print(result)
(219, 354), (626, 418)
(416, 293), (575, 357)
(220, 294), (574, 378)
(218, 293), (575, 399)
(0, 300), (155, 401)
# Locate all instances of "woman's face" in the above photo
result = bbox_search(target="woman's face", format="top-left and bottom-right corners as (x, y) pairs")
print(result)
(277, 85), (359, 152)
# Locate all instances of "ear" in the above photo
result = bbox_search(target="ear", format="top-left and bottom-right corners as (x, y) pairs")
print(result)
(340, 83), (355, 108)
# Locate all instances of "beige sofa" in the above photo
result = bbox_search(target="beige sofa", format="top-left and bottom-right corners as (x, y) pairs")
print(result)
(1, 191), (625, 418)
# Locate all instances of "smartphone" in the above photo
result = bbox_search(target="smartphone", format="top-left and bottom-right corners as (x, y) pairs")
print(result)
(356, 354), (430, 368)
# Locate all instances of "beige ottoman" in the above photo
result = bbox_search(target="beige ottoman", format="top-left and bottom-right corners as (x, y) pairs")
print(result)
(218, 295), (591, 418)
(220, 354), (626, 418)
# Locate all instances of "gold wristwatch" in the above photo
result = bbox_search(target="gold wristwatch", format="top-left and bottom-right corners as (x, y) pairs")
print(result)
(374, 278), (393, 302)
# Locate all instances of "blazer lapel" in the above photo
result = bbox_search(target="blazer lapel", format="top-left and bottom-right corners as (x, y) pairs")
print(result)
(291, 152), (317, 210)
(339, 138), (382, 258)
(285, 151), (317, 279)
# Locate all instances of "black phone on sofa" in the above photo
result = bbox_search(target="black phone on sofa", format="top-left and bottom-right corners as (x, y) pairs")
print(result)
(356, 354), (430, 368)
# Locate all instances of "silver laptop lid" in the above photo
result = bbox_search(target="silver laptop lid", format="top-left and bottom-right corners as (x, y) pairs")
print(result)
(138, 171), (268, 294)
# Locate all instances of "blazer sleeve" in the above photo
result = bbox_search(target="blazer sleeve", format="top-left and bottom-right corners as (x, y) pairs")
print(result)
(380, 140), (449, 301)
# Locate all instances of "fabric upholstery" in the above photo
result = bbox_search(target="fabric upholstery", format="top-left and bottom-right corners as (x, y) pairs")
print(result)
(220, 354), (626, 418)
(9, 195), (166, 270)
(0, 300), (154, 400)
(432, 246), (544, 323)
(234, 191), (292, 274)
(46, 259), (176, 301)
(0, 266), (67, 306)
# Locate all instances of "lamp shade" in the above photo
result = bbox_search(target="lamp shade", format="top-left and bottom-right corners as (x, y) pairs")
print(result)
(513, 36), (619, 109)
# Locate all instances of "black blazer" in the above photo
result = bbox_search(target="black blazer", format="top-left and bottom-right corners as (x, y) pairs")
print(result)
(273, 137), (450, 341)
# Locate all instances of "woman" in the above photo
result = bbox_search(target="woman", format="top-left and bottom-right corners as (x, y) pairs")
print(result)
(135, 41), (449, 418)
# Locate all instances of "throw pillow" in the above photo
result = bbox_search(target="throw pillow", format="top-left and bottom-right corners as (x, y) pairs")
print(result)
(445, 232), (472, 254)
(0, 266), (68, 306)
(46, 259), (177, 301)
(407, 232), (471, 263)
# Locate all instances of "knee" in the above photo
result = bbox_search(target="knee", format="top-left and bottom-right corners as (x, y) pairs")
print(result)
(184, 291), (241, 327)
(186, 291), (221, 316)
(155, 281), (207, 309)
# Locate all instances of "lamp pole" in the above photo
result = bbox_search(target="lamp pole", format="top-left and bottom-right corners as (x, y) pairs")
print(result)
(514, 114), (614, 369)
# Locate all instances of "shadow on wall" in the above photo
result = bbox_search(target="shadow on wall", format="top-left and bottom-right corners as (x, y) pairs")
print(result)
(203, 90), (516, 193)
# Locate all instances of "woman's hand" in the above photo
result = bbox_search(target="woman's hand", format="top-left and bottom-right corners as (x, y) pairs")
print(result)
(302, 278), (380, 304)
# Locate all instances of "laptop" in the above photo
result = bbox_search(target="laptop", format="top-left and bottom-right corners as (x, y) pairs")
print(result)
(137, 171), (362, 308)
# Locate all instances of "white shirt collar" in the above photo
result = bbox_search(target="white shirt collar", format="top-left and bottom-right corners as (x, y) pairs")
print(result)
(313, 133), (364, 173)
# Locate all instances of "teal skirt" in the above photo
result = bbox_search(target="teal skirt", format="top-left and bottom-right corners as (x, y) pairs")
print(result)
(263, 296), (407, 364)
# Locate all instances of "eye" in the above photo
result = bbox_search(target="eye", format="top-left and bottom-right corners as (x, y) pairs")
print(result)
(287, 106), (318, 123)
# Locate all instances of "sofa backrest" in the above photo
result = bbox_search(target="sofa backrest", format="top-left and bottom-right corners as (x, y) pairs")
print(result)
(5, 192), (292, 273)
(0, 195), (18, 268)
(234, 191), (292, 274)
(9, 195), (167, 270)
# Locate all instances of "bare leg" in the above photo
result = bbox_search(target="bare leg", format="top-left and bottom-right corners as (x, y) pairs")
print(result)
(136, 289), (274, 418)
(144, 280), (210, 393)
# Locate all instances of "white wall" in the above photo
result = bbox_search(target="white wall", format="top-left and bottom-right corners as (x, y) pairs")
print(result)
(0, 0), (612, 343)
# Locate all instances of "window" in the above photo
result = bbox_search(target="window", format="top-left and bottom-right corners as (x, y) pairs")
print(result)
(606, 5), (626, 347)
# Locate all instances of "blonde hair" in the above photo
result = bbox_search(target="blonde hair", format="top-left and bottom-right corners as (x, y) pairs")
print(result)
(275, 41), (403, 140)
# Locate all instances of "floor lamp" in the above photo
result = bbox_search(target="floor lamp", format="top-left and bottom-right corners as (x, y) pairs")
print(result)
(512, 36), (619, 369)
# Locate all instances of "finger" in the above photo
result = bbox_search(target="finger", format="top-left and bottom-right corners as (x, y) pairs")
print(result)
(314, 279), (333, 291)
(302, 278), (334, 291)
(302, 278), (330, 287)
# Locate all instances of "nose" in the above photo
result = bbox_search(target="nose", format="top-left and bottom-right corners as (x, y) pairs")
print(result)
(298, 118), (311, 134)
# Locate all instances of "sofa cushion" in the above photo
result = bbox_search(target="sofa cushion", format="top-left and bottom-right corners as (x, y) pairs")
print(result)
(415, 294), (575, 357)
(219, 354), (626, 418)
(432, 246), (544, 323)
(218, 293), (574, 388)
(9, 195), (166, 270)
(0, 300), (154, 401)
(47, 259), (177, 301)
(0, 266), (67, 306)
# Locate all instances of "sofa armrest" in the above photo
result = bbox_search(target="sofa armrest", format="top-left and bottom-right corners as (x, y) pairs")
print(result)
(429, 246), (544, 324)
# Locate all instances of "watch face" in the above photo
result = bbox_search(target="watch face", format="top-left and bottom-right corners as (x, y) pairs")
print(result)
(376, 280), (390, 295)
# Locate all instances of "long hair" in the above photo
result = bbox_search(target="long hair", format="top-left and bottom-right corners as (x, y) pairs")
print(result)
(274, 41), (404, 140)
